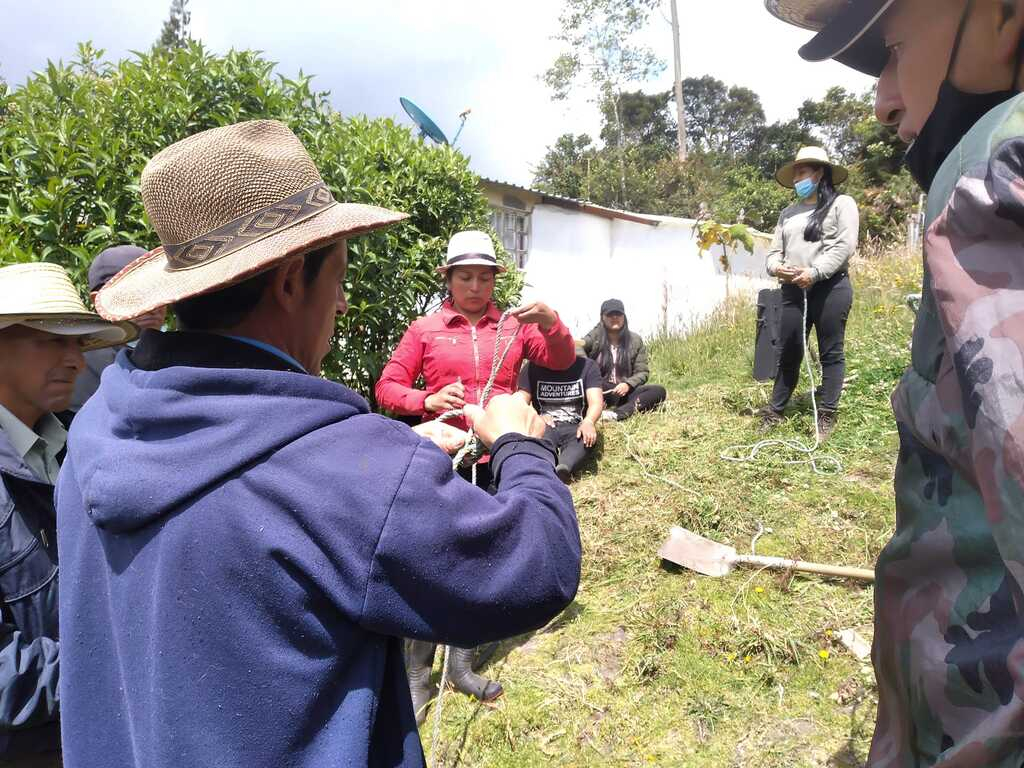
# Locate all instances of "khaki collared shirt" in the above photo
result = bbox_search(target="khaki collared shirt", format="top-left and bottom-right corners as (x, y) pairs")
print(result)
(0, 404), (66, 485)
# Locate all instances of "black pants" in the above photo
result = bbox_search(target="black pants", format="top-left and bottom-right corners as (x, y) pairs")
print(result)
(543, 422), (591, 473)
(604, 384), (667, 420)
(457, 462), (494, 493)
(769, 272), (853, 414)
(0, 754), (61, 767)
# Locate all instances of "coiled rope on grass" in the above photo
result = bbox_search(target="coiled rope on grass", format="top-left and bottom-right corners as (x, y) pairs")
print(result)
(719, 290), (842, 476)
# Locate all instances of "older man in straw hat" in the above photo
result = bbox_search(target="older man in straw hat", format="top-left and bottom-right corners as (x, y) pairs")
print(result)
(768, 0), (1024, 764)
(0, 263), (134, 767)
(55, 119), (580, 768)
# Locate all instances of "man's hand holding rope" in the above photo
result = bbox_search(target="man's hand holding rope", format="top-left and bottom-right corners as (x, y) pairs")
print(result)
(413, 396), (547, 456)
(464, 395), (548, 445)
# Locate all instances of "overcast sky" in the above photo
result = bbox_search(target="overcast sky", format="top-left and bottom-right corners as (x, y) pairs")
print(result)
(1, 0), (875, 187)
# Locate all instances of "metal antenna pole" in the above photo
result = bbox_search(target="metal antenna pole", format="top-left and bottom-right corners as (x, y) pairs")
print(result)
(452, 109), (472, 146)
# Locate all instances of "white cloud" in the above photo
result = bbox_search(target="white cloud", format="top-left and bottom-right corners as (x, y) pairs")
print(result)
(3, 0), (877, 188)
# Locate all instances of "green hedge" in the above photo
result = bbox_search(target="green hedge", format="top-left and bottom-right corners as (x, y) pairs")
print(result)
(0, 42), (522, 403)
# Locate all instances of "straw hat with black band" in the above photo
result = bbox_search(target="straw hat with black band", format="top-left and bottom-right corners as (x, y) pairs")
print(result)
(764, 0), (896, 76)
(0, 262), (136, 351)
(775, 146), (850, 188)
(95, 120), (409, 322)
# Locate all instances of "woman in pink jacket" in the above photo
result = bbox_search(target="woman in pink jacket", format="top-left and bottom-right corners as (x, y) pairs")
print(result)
(376, 230), (574, 453)
(375, 230), (575, 720)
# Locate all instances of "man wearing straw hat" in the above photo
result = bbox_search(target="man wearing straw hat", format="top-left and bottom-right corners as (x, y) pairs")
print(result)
(768, 0), (1024, 764)
(56, 120), (581, 768)
(0, 262), (134, 767)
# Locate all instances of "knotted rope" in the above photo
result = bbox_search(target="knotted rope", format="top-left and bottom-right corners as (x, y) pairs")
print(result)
(433, 310), (521, 480)
(428, 309), (520, 765)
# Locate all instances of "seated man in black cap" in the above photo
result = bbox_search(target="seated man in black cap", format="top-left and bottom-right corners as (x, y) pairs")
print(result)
(518, 350), (604, 483)
(69, 245), (167, 411)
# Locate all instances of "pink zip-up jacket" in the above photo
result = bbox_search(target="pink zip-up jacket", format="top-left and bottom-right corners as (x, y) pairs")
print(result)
(376, 300), (575, 432)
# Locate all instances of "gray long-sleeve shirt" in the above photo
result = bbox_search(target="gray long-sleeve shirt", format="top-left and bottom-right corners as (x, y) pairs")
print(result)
(765, 194), (859, 282)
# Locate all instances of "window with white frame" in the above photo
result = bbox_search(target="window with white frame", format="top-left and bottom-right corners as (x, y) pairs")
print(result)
(489, 207), (530, 269)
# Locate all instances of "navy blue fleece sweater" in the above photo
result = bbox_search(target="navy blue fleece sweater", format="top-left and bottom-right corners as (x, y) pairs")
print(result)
(55, 332), (580, 768)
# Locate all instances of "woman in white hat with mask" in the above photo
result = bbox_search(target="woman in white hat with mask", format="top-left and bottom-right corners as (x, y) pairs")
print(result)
(376, 229), (576, 720)
(761, 145), (859, 438)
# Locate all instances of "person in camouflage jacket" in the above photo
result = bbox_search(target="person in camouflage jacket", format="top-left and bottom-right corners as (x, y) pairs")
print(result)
(767, 0), (1024, 764)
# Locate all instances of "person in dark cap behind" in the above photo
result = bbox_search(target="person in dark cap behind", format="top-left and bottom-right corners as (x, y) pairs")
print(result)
(768, 0), (1024, 764)
(582, 299), (666, 421)
(69, 245), (166, 411)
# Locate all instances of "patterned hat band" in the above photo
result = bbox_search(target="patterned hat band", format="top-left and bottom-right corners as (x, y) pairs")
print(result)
(164, 182), (337, 271)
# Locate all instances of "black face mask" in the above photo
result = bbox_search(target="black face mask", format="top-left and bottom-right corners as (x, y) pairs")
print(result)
(905, 0), (1024, 190)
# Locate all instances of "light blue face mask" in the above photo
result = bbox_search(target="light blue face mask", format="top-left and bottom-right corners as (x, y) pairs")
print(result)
(794, 178), (817, 200)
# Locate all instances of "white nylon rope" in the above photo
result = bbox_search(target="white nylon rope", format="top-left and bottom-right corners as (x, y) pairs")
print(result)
(428, 310), (520, 765)
(720, 291), (842, 475)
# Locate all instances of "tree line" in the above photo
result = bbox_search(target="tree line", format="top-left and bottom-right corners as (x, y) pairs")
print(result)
(538, 0), (915, 241)
(533, 79), (917, 240)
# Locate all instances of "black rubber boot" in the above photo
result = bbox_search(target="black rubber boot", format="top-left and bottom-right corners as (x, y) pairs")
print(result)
(445, 647), (504, 702)
(817, 409), (838, 440)
(757, 407), (784, 433)
(405, 640), (437, 726)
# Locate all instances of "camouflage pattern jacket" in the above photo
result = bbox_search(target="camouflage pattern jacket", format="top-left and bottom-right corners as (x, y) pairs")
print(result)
(870, 94), (1024, 766)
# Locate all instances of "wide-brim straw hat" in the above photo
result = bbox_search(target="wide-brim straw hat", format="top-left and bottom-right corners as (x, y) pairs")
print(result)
(775, 146), (849, 188)
(0, 263), (136, 351)
(764, 0), (894, 77)
(437, 229), (507, 274)
(96, 120), (409, 321)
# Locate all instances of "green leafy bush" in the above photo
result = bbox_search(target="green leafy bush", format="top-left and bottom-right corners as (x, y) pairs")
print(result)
(0, 42), (520, 404)
(710, 164), (792, 233)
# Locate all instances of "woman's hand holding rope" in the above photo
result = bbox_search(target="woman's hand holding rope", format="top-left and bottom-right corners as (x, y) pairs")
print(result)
(610, 382), (630, 398)
(425, 381), (465, 413)
(510, 301), (557, 331)
(776, 265), (815, 289)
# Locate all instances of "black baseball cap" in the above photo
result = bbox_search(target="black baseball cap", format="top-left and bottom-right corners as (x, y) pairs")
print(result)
(88, 245), (148, 292)
(765, 0), (896, 77)
(601, 298), (626, 315)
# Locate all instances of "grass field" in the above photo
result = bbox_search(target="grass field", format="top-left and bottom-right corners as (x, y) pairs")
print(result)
(427, 247), (923, 767)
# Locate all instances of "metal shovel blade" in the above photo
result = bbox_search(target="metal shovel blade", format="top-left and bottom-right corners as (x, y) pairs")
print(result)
(658, 526), (737, 577)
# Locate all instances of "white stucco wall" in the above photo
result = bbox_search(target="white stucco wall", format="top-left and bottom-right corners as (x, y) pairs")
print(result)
(519, 204), (774, 339)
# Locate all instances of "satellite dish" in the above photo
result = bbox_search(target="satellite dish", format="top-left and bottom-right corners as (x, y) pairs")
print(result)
(400, 97), (450, 145)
